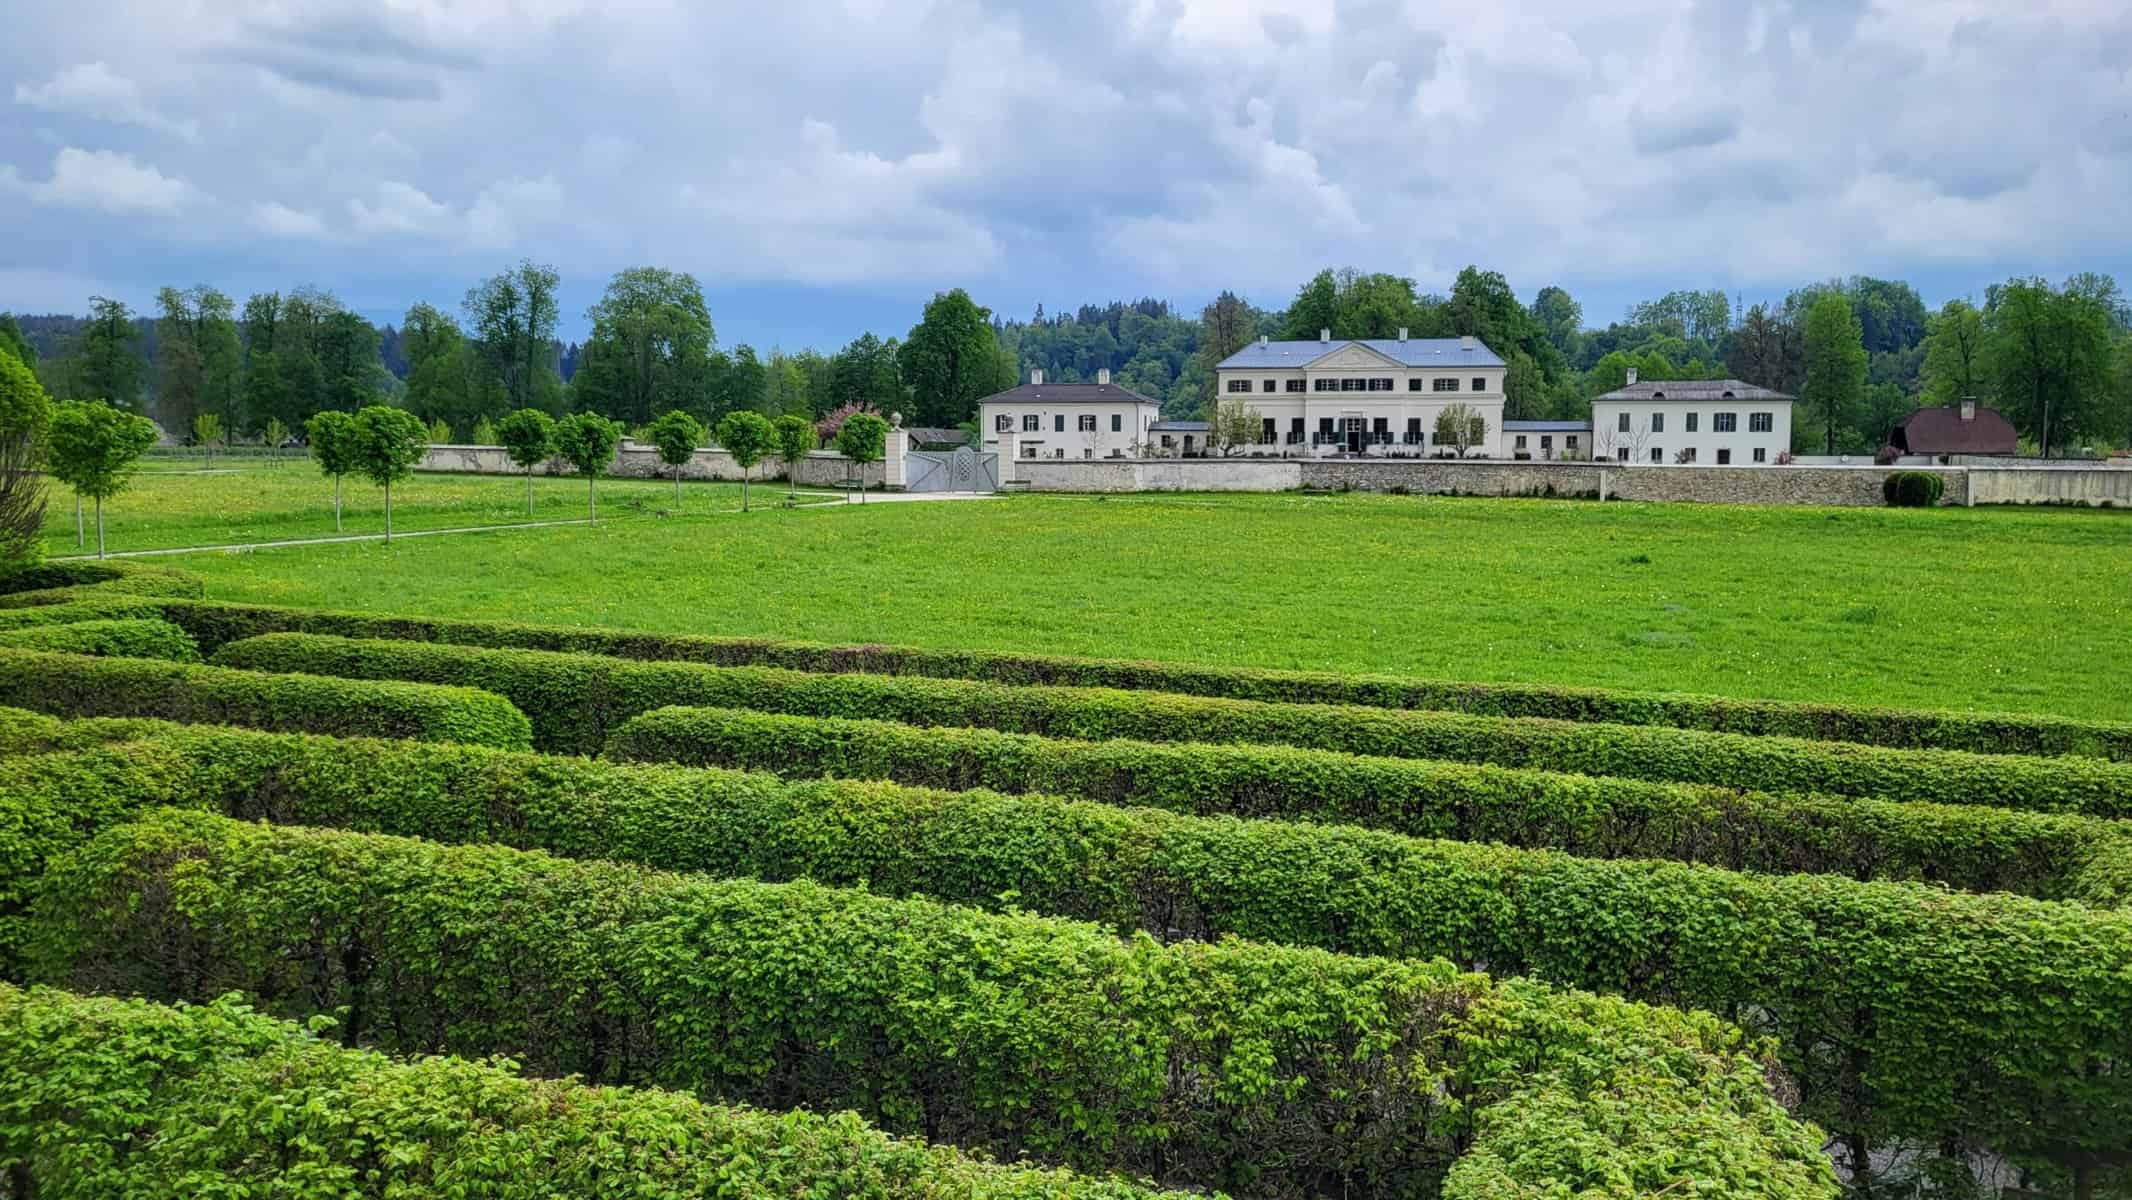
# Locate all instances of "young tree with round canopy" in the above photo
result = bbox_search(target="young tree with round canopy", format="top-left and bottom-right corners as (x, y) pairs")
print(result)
(350, 405), (429, 541)
(773, 413), (814, 502)
(306, 411), (359, 533)
(46, 399), (158, 559)
(835, 411), (890, 504)
(644, 409), (705, 509)
(0, 347), (51, 573)
(714, 410), (776, 511)
(553, 412), (622, 525)
(495, 408), (556, 517)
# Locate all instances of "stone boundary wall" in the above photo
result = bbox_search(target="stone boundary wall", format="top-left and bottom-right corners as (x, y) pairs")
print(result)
(418, 442), (885, 487)
(1019, 459), (1301, 493)
(1968, 466), (2132, 506)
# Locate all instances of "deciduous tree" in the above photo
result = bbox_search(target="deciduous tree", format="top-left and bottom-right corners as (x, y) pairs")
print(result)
(1434, 402), (1486, 458)
(645, 409), (706, 509)
(349, 405), (429, 541)
(0, 347), (51, 573)
(900, 290), (1007, 427)
(774, 413), (814, 500)
(714, 409), (776, 511)
(1983, 277), (2117, 457)
(495, 408), (556, 516)
(572, 268), (714, 427)
(78, 297), (144, 411)
(1919, 300), (1987, 410)
(834, 411), (889, 503)
(553, 411), (622, 524)
(1209, 397), (1263, 455)
(46, 399), (157, 558)
(464, 261), (563, 415)
(1801, 293), (1868, 453)
(305, 410), (359, 533)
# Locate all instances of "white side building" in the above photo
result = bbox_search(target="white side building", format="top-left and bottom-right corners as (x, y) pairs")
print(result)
(1590, 373), (1795, 466)
(976, 369), (1163, 467)
(1212, 330), (1508, 457)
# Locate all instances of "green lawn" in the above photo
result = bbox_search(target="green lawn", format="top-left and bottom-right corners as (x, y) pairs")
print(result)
(151, 491), (2132, 720)
(46, 460), (777, 555)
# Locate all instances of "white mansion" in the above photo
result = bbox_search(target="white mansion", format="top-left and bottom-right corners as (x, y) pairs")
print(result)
(1587, 371), (1796, 465)
(1213, 330), (1508, 456)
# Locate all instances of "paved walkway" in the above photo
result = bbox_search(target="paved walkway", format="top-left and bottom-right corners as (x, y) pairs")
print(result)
(50, 488), (999, 560)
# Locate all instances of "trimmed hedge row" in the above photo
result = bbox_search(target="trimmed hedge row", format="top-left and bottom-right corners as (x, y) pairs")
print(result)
(151, 596), (2132, 758)
(0, 647), (531, 748)
(0, 985), (1175, 1200)
(210, 633), (2132, 815)
(5, 728), (2123, 1188)
(20, 808), (1835, 1200)
(0, 561), (204, 609)
(0, 706), (186, 757)
(607, 707), (2132, 902)
(0, 596), (164, 629)
(0, 617), (201, 662)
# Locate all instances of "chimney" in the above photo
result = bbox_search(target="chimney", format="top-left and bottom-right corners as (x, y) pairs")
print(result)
(1030, 368), (1044, 386)
(1959, 396), (1976, 422)
(1097, 368), (1111, 386)
(1459, 335), (1477, 351)
(1625, 367), (1638, 386)
(1319, 328), (1331, 344)
(1397, 326), (1409, 342)
(1258, 335), (1268, 348)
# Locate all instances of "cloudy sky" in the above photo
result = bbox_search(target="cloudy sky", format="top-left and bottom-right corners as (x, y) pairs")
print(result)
(3, 0), (2129, 349)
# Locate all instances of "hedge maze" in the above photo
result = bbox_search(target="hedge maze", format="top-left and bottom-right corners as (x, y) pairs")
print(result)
(2, 561), (2127, 1198)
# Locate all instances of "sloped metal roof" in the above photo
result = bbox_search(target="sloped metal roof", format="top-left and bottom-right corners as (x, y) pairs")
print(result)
(1216, 337), (1506, 369)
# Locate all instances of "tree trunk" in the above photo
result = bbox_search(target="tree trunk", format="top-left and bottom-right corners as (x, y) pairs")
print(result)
(94, 496), (105, 559)
(588, 474), (596, 525)
(74, 494), (83, 547)
(383, 480), (392, 541)
(526, 469), (535, 517)
(675, 467), (682, 510)
(741, 466), (749, 512)
(334, 475), (343, 533)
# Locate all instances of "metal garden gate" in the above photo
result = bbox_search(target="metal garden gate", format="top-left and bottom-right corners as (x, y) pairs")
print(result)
(905, 446), (999, 493)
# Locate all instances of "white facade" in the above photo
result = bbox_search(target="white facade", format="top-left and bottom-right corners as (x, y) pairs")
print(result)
(1212, 333), (1507, 458)
(1590, 381), (1795, 467)
(977, 369), (1162, 463)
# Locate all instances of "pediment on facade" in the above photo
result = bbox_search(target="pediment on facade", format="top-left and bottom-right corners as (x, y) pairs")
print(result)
(1304, 343), (1405, 371)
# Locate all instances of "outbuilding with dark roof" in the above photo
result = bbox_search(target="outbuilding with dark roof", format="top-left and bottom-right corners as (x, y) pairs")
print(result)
(1890, 400), (2018, 457)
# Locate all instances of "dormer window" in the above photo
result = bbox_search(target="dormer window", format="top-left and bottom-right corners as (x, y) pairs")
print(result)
(1651, 391), (1666, 399)
(1721, 390), (1735, 399)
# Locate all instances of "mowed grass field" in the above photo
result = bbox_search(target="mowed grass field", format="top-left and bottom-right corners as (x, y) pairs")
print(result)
(44, 458), (767, 555)
(147, 489), (2132, 719)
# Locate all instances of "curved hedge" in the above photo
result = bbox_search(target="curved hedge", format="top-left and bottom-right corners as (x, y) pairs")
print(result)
(0, 706), (186, 757)
(0, 617), (200, 662)
(1883, 471), (1945, 507)
(25, 809), (1834, 1200)
(0, 985), (1174, 1200)
(153, 597), (2132, 758)
(607, 707), (2132, 900)
(0, 561), (204, 609)
(4, 729), (2122, 1188)
(0, 596), (164, 629)
(0, 647), (531, 748)
(211, 633), (2132, 815)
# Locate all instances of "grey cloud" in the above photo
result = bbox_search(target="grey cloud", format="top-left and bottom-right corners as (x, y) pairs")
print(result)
(208, 4), (480, 100)
(213, 46), (447, 100)
(1632, 108), (1742, 155)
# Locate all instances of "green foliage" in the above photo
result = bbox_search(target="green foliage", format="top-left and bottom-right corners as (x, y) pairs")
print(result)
(900, 289), (1010, 427)
(0, 560), (203, 609)
(305, 409), (359, 477)
(0, 597), (163, 629)
(494, 407), (555, 469)
(463, 261), (563, 414)
(605, 707), (2132, 901)
(205, 634), (2132, 814)
(45, 400), (158, 501)
(0, 706), (177, 756)
(0, 985), (1170, 1200)
(0, 346), (51, 577)
(714, 409), (775, 469)
(9, 726), (2123, 1183)
(20, 807), (1832, 1199)
(425, 416), (452, 443)
(468, 415), (497, 445)
(1983, 275), (2120, 455)
(644, 408), (705, 469)
(553, 411), (622, 475)
(1800, 293), (1868, 453)
(76, 296), (143, 409)
(0, 646), (530, 747)
(0, 618), (199, 662)
(835, 411), (889, 465)
(349, 405), (428, 489)
(571, 268), (715, 427)
(774, 412), (814, 471)
(1882, 471), (1945, 507)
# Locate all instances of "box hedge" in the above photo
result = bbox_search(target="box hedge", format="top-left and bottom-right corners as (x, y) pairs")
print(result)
(1882, 471), (1945, 507)
(211, 633), (2132, 815)
(0, 560), (204, 609)
(606, 707), (2132, 901)
(0, 617), (200, 662)
(20, 808), (1834, 1200)
(0, 984), (1178, 1200)
(0, 647), (531, 749)
(0, 596), (164, 629)
(3, 729), (2121, 1191)
(0, 706), (187, 757)
(153, 596), (2132, 758)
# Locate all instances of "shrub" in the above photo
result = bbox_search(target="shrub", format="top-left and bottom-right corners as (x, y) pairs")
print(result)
(0, 596), (163, 629)
(0, 647), (530, 748)
(0, 706), (177, 756)
(0, 617), (199, 661)
(606, 707), (2132, 900)
(23, 809), (1834, 1200)
(0, 561), (204, 609)
(1882, 470), (1944, 507)
(209, 634), (2132, 815)
(0, 984), (1175, 1200)
(147, 597), (2132, 759)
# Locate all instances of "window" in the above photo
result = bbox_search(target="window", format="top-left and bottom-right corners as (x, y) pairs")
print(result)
(1083, 448), (1093, 459)
(1314, 379), (1337, 392)
(1372, 417), (1388, 442)
(1617, 412), (1631, 433)
(1262, 379), (1276, 393)
(1370, 377), (1394, 392)
(1110, 414), (1121, 432)
(1679, 447), (1697, 463)
(1471, 377), (1485, 392)
(1540, 435), (1552, 451)
(1055, 448), (1065, 459)
(1750, 412), (1774, 433)
(1649, 447), (1663, 463)
(1054, 414), (1065, 433)
(1433, 377), (1459, 392)
(1022, 414), (1039, 432)
(1753, 447), (1767, 463)
(1717, 448), (1732, 465)
(1160, 435), (1174, 448)
(1566, 435), (1579, 451)
(1685, 412), (1698, 433)
(1405, 417), (1422, 444)
(1650, 413), (1665, 433)
(1514, 435), (1528, 450)
(1714, 412), (1738, 433)
(995, 414), (1012, 433)
(1318, 417), (1334, 436)
(1408, 378), (1424, 391)
(1077, 414), (1096, 432)
(1261, 417), (1276, 444)
(1617, 447), (1631, 462)
(1286, 379), (1305, 393)
(1289, 417), (1304, 444)
(1226, 379), (1252, 394)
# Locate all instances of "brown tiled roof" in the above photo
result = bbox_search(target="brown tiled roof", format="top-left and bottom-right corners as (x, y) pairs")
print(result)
(1892, 405), (2018, 455)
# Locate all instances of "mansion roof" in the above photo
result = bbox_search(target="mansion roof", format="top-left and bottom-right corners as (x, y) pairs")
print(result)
(1217, 337), (1506, 370)
(976, 382), (1161, 406)
(1594, 379), (1793, 403)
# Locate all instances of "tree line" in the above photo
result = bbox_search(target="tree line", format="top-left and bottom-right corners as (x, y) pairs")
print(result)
(6, 261), (2129, 457)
